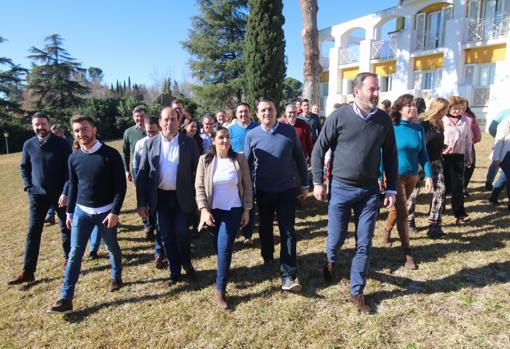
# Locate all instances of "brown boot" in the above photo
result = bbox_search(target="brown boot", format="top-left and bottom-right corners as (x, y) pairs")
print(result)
(382, 227), (392, 247)
(216, 290), (228, 309)
(350, 294), (372, 313)
(404, 254), (417, 270)
(323, 261), (335, 283)
(7, 272), (35, 285)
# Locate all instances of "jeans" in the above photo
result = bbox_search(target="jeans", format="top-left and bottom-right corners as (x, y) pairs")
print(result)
(156, 190), (191, 279)
(89, 226), (102, 254)
(256, 188), (297, 281)
(24, 194), (70, 273)
(61, 206), (123, 300)
(486, 161), (500, 185)
(46, 205), (55, 219)
(326, 180), (380, 295)
(210, 207), (243, 291)
(443, 154), (467, 218)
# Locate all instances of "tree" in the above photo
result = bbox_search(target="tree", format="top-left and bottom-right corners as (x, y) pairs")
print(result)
(299, 0), (321, 105)
(244, 0), (286, 109)
(281, 77), (303, 109)
(182, 0), (248, 110)
(26, 34), (89, 117)
(0, 37), (26, 119)
(88, 67), (104, 84)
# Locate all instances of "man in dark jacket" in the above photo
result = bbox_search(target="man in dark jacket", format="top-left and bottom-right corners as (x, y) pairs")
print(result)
(8, 112), (72, 285)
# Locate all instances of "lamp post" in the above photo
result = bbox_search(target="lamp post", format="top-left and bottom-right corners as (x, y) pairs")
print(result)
(3, 131), (9, 154)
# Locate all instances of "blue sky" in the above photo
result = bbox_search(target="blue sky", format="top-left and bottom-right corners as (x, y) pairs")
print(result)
(1, 0), (397, 86)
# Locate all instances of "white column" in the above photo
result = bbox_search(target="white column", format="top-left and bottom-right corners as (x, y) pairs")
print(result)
(359, 39), (372, 72)
(326, 45), (340, 115)
(393, 24), (413, 93)
(440, 17), (464, 97)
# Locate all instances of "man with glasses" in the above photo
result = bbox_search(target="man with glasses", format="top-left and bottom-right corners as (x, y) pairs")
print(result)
(200, 114), (215, 153)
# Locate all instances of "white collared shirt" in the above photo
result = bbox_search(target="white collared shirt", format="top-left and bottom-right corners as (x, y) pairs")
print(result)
(352, 103), (378, 120)
(158, 133), (180, 190)
(80, 140), (102, 154)
(260, 121), (279, 134)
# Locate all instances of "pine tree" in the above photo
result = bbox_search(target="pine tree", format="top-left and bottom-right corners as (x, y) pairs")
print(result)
(182, 0), (248, 110)
(244, 0), (286, 109)
(0, 37), (26, 119)
(27, 34), (89, 115)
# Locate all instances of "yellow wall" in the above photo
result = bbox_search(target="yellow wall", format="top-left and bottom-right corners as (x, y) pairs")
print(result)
(414, 53), (444, 71)
(342, 67), (359, 80)
(320, 71), (329, 83)
(465, 44), (507, 64)
(373, 61), (396, 76)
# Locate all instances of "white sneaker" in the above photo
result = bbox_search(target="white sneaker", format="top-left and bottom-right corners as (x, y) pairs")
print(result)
(282, 278), (302, 292)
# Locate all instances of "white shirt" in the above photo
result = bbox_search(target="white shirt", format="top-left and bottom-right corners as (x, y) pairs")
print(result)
(211, 157), (242, 210)
(353, 103), (378, 120)
(158, 133), (180, 190)
(133, 136), (149, 171)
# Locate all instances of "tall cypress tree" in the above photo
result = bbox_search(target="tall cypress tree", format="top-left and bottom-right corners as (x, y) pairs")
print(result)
(244, 0), (286, 110)
(182, 0), (248, 111)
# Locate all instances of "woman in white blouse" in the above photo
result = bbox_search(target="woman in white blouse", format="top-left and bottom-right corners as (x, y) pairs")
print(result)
(442, 96), (473, 224)
(491, 117), (510, 210)
(195, 126), (253, 309)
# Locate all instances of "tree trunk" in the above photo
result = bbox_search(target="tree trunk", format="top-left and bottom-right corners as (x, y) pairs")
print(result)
(299, 0), (321, 106)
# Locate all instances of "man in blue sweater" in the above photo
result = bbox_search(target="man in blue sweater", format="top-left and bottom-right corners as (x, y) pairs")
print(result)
(244, 97), (308, 292)
(48, 115), (126, 313)
(8, 113), (72, 285)
(311, 72), (398, 313)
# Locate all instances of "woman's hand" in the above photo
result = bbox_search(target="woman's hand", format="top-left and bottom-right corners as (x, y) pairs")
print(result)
(201, 208), (215, 227)
(240, 209), (250, 227)
(424, 177), (433, 193)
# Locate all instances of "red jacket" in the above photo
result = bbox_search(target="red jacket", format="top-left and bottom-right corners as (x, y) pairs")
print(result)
(281, 118), (313, 158)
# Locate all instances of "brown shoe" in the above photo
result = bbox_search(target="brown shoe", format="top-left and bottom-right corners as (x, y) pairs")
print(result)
(323, 261), (335, 283)
(350, 294), (372, 314)
(7, 272), (35, 285)
(382, 227), (392, 247)
(155, 256), (166, 269)
(47, 298), (73, 313)
(404, 254), (417, 270)
(243, 238), (254, 246)
(109, 278), (123, 292)
(216, 290), (228, 309)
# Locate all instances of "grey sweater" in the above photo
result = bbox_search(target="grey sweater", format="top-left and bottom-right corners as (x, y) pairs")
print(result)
(311, 105), (398, 191)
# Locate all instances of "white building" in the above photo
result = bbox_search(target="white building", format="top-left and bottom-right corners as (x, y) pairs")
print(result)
(319, 0), (510, 120)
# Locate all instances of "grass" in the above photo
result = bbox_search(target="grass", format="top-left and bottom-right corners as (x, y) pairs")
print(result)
(1, 136), (509, 348)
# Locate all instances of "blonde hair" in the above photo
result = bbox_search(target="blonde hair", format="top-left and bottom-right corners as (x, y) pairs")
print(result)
(447, 96), (467, 111)
(419, 97), (449, 132)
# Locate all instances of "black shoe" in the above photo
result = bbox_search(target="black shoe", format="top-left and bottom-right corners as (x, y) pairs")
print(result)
(427, 224), (446, 239)
(145, 229), (155, 241)
(165, 277), (180, 286)
(45, 216), (56, 225)
(155, 256), (166, 269)
(262, 258), (273, 272)
(88, 251), (98, 260)
(485, 182), (493, 191)
(183, 265), (197, 281)
(323, 261), (335, 283)
(109, 278), (123, 292)
(47, 299), (73, 313)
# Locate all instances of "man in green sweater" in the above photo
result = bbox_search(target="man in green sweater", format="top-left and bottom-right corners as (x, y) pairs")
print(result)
(122, 105), (148, 235)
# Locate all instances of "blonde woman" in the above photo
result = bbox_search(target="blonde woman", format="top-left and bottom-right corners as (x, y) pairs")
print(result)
(443, 96), (473, 224)
(407, 98), (449, 238)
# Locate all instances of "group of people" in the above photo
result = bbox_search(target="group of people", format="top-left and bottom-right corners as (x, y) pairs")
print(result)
(7, 72), (510, 315)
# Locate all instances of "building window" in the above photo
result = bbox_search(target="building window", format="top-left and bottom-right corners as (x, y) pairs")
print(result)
(320, 82), (329, 97)
(463, 63), (496, 86)
(415, 69), (442, 90)
(380, 75), (393, 92)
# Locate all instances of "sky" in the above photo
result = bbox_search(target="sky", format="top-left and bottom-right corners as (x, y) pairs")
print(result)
(1, 0), (397, 87)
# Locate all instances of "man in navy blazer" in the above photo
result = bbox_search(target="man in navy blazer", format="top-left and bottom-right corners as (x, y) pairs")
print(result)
(136, 107), (199, 285)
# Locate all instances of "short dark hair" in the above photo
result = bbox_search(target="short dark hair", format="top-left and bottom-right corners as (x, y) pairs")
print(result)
(51, 124), (65, 131)
(31, 112), (49, 121)
(237, 102), (250, 111)
(255, 96), (275, 111)
(302, 98), (310, 104)
(390, 94), (414, 124)
(70, 114), (96, 127)
(132, 105), (147, 115)
(146, 115), (160, 125)
(381, 99), (391, 108)
(172, 98), (182, 105)
(352, 72), (378, 96)
(333, 103), (342, 109)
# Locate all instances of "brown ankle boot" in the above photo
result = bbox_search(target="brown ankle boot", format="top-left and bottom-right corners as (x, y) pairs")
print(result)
(382, 227), (392, 247)
(7, 272), (35, 285)
(216, 290), (228, 309)
(404, 254), (417, 270)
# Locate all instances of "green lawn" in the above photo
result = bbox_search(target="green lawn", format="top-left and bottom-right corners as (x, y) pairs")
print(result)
(1, 137), (509, 348)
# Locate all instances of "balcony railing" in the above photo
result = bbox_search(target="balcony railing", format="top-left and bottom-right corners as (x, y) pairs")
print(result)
(472, 86), (491, 106)
(414, 29), (444, 51)
(338, 46), (359, 65)
(371, 36), (397, 60)
(464, 15), (509, 42)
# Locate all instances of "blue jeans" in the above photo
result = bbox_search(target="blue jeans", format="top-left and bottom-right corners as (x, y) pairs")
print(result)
(89, 226), (102, 254)
(210, 207), (243, 291)
(60, 206), (123, 300)
(46, 205), (55, 219)
(156, 190), (191, 279)
(256, 188), (297, 281)
(24, 194), (70, 273)
(327, 180), (380, 295)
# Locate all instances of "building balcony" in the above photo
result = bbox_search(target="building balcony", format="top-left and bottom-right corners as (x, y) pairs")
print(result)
(338, 46), (360, 65)
(464, 15), (509, 43)
(413, 29), (444, 52)
(371, 36), (397, 60)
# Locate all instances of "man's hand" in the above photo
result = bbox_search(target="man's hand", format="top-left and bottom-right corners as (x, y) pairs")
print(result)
(102, 213), (119, 228)
(383, 193), (396, 209)
(299, 188), (309, 201)
(313, 184), (327, 202)
(424, 177), (433, 193)
(137, 207), (149, 218)
(125, 171), (132, 182)
(66, 215), (72, 230)
(58, 194), (68, 208)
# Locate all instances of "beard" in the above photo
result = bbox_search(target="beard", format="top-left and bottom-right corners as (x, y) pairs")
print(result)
(368, 97), (379, 109)
(36, 129), (49, 138)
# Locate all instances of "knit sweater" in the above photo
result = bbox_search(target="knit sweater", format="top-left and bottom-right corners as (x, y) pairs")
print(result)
(244, 122), (308, 192)
(420, 120), (445, 162)
(393, 120), (431, 177)
(227, 120), (259, 153)
(67, 143), (127, 215)
(311, 105), (398, 191)
(122, 125), (146, 173)
(20, 133), (72, 200)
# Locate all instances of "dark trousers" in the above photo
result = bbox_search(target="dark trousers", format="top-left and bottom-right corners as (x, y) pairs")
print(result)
(499, 152), (510, 201)
(240, 208), (255, 239)
(156, 190), (191, 279)
(443, 154), (467, 218)
(464, 146), (476, 189)
(326, 180), (380, 295)
(256, 188), (297, 282)
(24, 194), (70, 273)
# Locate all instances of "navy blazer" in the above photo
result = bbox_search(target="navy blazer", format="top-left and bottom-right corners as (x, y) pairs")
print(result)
(136, 133), (199, 214)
